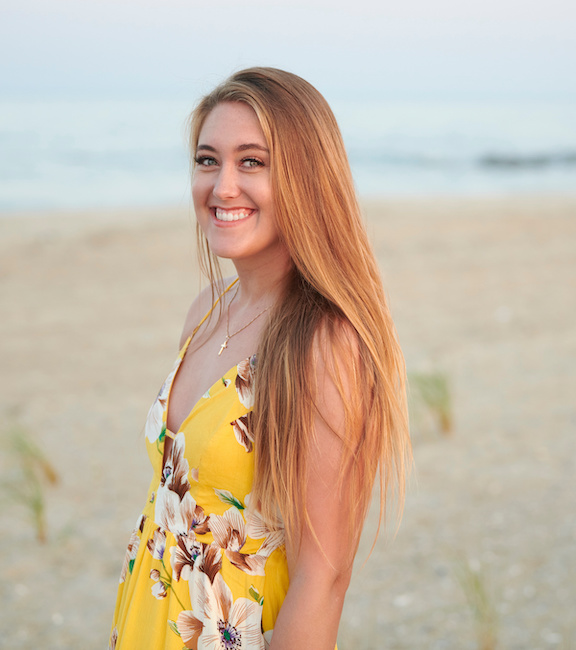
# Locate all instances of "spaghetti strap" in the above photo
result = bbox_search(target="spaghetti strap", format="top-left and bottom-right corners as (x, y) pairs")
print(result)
(188, 277), (239, 344)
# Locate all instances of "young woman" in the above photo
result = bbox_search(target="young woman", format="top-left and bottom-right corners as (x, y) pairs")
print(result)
(110, 67), (411, 650)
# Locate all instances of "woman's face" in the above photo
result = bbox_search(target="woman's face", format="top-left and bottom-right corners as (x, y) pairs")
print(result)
(192, 102), (287, 268)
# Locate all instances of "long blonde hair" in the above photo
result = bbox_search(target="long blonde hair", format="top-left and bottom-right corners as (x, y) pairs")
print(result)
(189, 67), (411, 554)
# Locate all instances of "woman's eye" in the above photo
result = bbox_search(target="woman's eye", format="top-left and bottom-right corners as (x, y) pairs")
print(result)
(195, 155), (218, 167)
(241, 157), (264, 169)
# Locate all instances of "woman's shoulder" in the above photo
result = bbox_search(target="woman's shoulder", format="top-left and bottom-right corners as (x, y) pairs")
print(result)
(312, 313), (361, 363)
(178, 275), (238, 348)
(306, 315), (362, 409)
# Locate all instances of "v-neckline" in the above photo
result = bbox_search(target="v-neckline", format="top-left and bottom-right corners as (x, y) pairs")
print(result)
(164, 278), (241, 435)
(164, 335), (251, 436)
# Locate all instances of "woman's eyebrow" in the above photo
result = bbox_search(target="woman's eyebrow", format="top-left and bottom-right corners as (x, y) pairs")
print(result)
(196, 143), (269, 153)
(237, 143), (269, 153)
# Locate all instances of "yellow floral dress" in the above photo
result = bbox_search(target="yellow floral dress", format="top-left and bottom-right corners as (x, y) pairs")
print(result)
(110, 286), (289, 650)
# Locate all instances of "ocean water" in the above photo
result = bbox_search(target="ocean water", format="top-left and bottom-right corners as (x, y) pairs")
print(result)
(0, 98), (575, 211)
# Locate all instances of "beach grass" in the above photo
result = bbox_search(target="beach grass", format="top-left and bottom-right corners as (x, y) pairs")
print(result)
(408, 370), (453, 435)
(0, 424), (59, 543)
(455, 557), (499, 650)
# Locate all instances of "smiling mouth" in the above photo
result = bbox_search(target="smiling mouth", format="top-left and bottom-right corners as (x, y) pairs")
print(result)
(213, 208), (254, 222)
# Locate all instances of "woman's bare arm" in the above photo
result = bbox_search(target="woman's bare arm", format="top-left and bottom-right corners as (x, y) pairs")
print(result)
(269, 327), (359, 649)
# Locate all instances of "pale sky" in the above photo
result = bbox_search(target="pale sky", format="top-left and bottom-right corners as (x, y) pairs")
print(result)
(1, 0), (575, 101)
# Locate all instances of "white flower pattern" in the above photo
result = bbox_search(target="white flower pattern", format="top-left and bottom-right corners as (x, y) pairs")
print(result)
(144, 357), (182, 443)
(209, 506), (282, 576)
(177, 570), (265, 650)
(154, 432), (208, 537)
(111, 314), (285, 649)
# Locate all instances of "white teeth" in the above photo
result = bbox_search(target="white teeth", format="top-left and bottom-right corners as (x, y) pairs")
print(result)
(215, 208), (252, 222)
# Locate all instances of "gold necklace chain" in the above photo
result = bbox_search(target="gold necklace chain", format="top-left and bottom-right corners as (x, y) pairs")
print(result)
(218, 284), (271, 356)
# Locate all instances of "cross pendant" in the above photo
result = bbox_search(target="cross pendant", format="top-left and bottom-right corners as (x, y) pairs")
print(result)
(218, 337), (229, 356)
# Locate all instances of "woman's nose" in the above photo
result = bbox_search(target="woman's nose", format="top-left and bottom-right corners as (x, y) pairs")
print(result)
(212, 164), (241, 199)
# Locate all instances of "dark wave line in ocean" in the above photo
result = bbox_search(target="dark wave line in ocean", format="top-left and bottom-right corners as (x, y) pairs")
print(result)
(348, 150), (576, 170)
(478, 152), (576, 168)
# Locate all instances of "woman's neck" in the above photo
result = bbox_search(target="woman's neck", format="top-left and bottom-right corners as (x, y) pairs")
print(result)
(232, 249), (293, 308)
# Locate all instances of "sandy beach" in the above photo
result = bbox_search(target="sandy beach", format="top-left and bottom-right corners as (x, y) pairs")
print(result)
(1, 196), (574, 649)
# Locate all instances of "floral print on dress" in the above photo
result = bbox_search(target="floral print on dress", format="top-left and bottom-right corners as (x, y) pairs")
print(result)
(231, 413), (254, 453)
(150, 568), (168, 599)
(235, 356), (257, 409)
(119, 514), (146, 583)
(244, 497), (285, 559)
(110, 315), (286, 649)
(109, 627), (118, 650)
(147, 527), (167, 560)
(176, 570), (265, 650)
(209, 505), (282, 576)
(171, 539), (222, 583)
(145, 356), (183, 444)
(155, 432), (208, 538)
